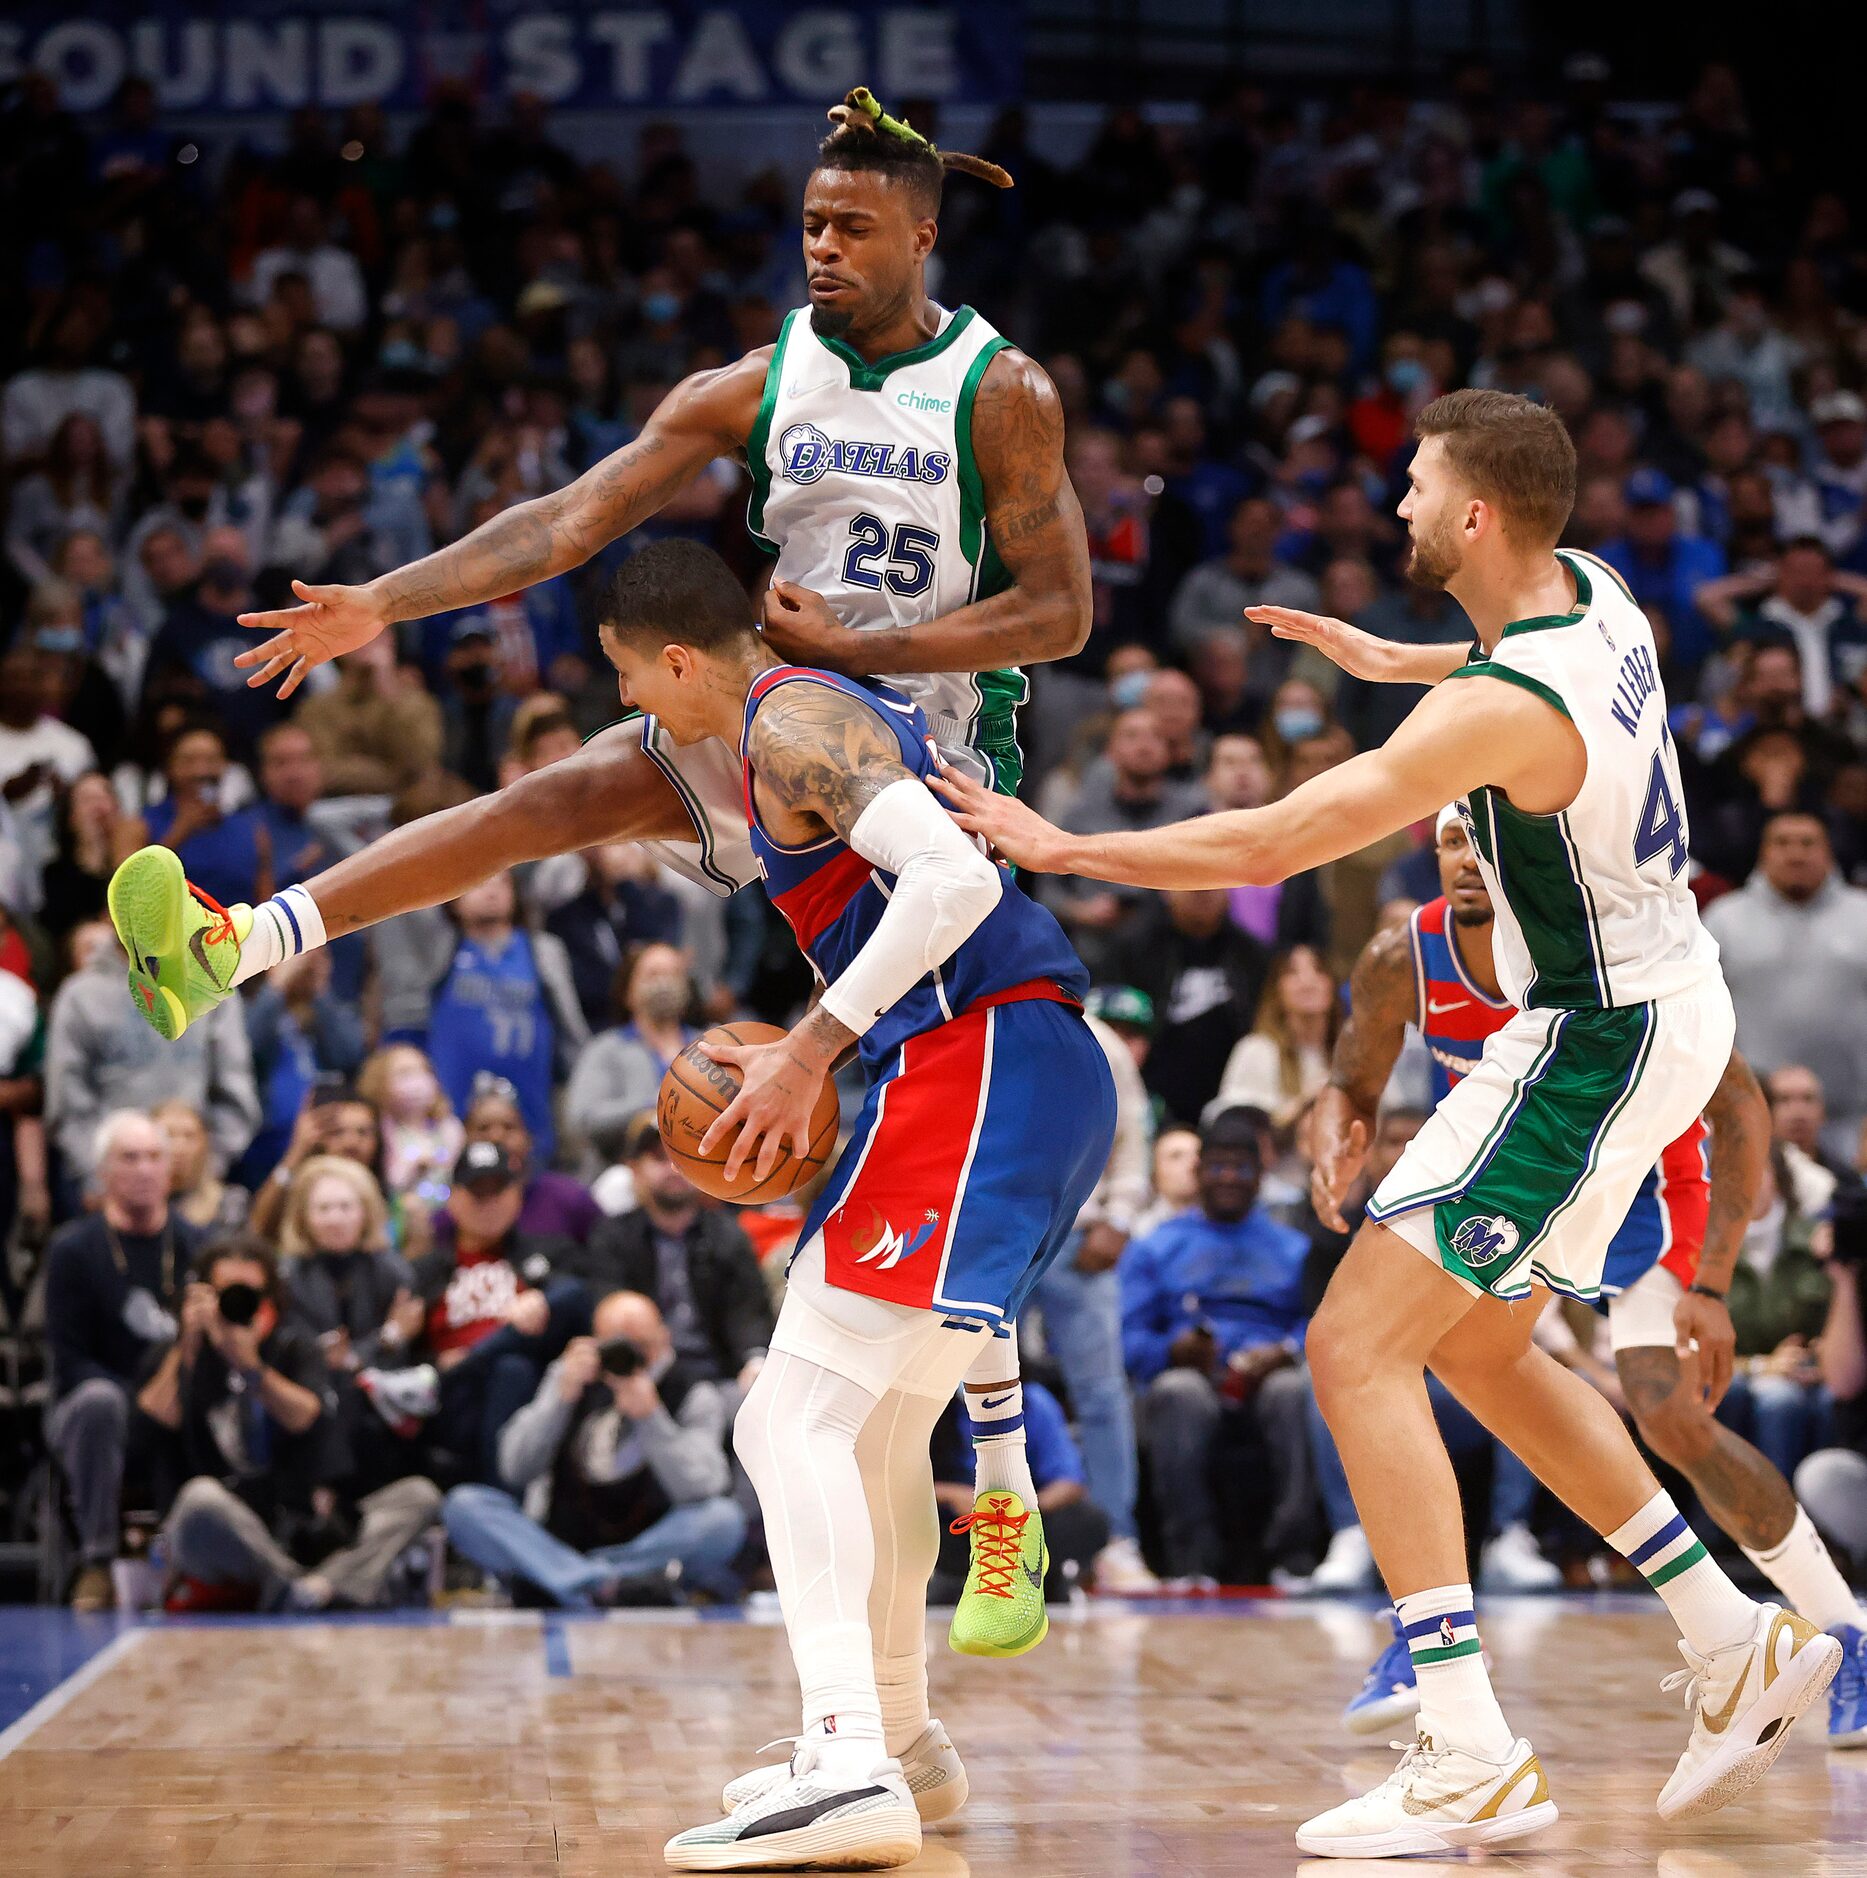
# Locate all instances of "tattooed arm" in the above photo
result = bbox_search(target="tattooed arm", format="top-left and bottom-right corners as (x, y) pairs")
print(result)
(1696, 1048), (1768, 1300)
(759, 347), (1091, 676)
(235, 353), (769, 696)
(1310, 920), (1417, 1231)
(700, 681), (1003, 1181)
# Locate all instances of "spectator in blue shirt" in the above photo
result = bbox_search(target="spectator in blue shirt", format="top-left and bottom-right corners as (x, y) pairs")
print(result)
(1597, 468), (1728, 676)
(1122, 1106), (1311, 1582)
(930, 1379), (1110, 1602)
(133, 720), (269, 912)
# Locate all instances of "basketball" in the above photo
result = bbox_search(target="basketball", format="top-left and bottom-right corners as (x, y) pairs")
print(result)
(657, 1021), (841, 1204)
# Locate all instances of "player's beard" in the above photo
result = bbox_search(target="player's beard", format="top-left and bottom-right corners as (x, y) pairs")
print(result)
(809, 302), (856, 338)
(1406, 515), (1462, 590)
(1449, 904), (1494, 929)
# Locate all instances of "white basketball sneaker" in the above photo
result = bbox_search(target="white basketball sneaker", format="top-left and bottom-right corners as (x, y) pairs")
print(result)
(1656, 1602), (1842, 1821)
(668, 1739), (920, 1871)
(1295, 1730), (1557, 1858)
(720, 1719), (968, 1824)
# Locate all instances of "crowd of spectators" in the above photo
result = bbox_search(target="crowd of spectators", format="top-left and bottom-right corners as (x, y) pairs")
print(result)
(4, 56), (1867, 1611)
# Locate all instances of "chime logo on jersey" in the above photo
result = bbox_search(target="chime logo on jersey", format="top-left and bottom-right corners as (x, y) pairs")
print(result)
(1450, 1214), (1521, 1268)
(779, 421), (952, 488)
(848, 1204), (940, 1269)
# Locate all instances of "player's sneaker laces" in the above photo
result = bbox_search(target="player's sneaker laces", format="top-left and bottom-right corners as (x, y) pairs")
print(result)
(1828, 1624), (1867, 1748)
(1295, 1729), (1557, 1858)
(720, 1719), (968, 1824)
(666, 1740), (920, 1871)
(108, 845), (250, 1041)
(946, 1490), (1048, 1657)
(1656, 1601), (1842, 1819)
(1344, 1610), (1421, 1737)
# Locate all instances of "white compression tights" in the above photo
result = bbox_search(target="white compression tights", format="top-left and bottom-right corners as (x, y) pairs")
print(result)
(735, 1350), (956, 1755)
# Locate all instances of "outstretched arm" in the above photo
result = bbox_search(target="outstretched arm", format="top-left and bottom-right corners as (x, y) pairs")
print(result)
(759, 348), (1091, 675)
(236, 354), (768, 695)
(935, 673), (1584, 890)
(1311, 921), (1417, 1231)
(302, 726), (695, 939)
(1248, 604), (1473, 687)
(699, 682), (1003, 1182)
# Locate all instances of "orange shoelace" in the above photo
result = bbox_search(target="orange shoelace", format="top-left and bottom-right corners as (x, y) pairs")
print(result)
(188, 882), (237, 948)
(948, 1495), (1029, 1600)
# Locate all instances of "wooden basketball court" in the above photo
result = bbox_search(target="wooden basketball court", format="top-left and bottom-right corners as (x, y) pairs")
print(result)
(0, 1598), (1858, 1876)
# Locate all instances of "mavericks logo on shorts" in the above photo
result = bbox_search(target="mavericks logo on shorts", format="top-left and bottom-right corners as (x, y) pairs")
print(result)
(1448, 1213), (1522, 1272)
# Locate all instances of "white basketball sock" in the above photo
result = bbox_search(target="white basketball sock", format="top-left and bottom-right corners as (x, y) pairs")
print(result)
(1743, 1505), (1867, 1634)
(1394, 1583), (1514, 1758)
(964, 1328), (1035, 1501)
(230, 883), (327, 986)
(1608, 1490), (1757, 1654)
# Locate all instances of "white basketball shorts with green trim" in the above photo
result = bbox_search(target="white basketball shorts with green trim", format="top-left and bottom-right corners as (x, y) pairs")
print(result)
(1366, 984), (1734, 1302)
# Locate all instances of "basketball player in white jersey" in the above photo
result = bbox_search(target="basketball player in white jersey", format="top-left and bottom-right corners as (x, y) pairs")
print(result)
(227, 84), (1086, 1810)
(936, 388), (1842, 1857)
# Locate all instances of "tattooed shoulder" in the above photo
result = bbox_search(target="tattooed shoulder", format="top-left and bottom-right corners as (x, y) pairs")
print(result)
(748, 681), (916, 842)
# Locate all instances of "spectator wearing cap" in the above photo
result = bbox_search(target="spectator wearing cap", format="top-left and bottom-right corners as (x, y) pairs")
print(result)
(1598, 468), (1727, 674)
(364, 1138), (588, 1485)
(1699, 538), (1867, 716)
(570, 1114), (772, 1398)
(1706, 811), (1867, 1164)
(442, 1287), (745, 1608)
(1121, 1109), (1312, 1583)
(1806, 391), (1867, 568)
(463, 1080), (600, 1245)
(1168, 495), (1322, 652)
(438, 615), (518, 793)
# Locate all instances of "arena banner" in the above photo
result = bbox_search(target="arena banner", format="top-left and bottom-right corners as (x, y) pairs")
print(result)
(0, 2), (1021, 115)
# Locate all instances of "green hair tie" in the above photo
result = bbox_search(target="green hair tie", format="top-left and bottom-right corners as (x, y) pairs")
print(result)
(840, 87), (932, 151)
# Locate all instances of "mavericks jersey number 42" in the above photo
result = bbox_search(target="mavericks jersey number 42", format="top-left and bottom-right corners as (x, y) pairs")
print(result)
(748, 303), (1026, 794)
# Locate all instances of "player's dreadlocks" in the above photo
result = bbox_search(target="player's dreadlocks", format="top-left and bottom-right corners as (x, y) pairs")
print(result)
(816, 87), (1013, 212)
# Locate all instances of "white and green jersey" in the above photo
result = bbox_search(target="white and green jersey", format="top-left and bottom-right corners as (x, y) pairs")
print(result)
(1451, 548), (1722, 1011)
(746, 302), (1026, 792)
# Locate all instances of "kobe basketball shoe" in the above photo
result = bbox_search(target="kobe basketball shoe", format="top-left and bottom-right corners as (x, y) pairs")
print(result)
(721, 1719), (968, 1824)
(108, 846), (248, 1041)
(1295, 1728), (1557, 1857)
(947, 1490), (1048, 1657)
(1657, 1603), (1841, 1818)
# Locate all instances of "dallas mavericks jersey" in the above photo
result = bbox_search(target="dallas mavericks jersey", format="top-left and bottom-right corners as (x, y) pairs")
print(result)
(1408, 896), (1514, 1103)
(741, 664), (1086, 1073)
(1454, 549), (1723, 1010)
(748, 304), (1026, 792)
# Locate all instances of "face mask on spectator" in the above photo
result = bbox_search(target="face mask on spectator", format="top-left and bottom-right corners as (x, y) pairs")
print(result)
(1109, 670), (1151, 710)
(202, 556), (245, 590)
(1385, 358), (1427, 396)
(1275, 704), (1324, 744)
(637, 978), (689, 1024)
(642, 291), (681, 325)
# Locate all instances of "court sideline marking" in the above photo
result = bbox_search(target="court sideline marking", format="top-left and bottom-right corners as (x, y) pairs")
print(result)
(0, 1628), (147, 1761)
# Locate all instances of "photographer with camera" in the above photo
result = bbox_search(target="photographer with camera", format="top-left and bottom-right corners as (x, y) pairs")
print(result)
(139, 1234), (439, 1610)
(441, 1288), (745, 1607)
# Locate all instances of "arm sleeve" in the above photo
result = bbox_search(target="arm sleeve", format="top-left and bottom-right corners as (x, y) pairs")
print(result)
(816, 779), (1004, 1039)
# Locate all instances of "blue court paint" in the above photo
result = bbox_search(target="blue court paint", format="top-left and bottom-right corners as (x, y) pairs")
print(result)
(0, 1608), (132, 1735)
(542, 1619), (574, 1678)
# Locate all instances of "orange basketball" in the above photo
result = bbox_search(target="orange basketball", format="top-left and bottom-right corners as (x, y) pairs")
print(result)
(657, 1021), (842, 1204)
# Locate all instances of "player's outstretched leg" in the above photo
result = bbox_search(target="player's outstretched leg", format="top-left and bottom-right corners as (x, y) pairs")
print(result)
(1429, 1299), (1841, 1821)
(1616, 1335), (1867, 1749)
(720, 1383), (970, 1826)
(1296, 1226), (1557, 1858)
(107, 846), (249, 1040)
(949, 1328), (1048, 1658)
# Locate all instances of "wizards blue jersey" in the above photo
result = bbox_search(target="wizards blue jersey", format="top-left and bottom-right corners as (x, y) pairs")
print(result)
(740, 665), (1088, 1073)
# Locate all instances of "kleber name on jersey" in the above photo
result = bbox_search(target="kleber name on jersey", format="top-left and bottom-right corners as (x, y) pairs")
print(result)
(780, 421), (951, 487)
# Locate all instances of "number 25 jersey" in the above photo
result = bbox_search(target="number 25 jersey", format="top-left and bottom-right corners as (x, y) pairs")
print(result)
(747, 302), (1027, 795)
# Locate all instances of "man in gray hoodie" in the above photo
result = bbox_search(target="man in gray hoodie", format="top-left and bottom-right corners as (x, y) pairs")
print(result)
(440, 1287), (743, 1605)
(1705, 810), (1867, 1164)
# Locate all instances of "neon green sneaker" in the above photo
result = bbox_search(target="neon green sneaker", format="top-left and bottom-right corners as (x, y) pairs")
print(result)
(107, 846), (250, 1041)
(947, 1490), (1049, 1658)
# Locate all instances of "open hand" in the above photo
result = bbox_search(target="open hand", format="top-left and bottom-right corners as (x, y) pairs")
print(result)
(929, 762), (1071, 872)
(1245, 606), (1392, 682)
(760, 580), (861, 671)
(697, 1032), (832, 1187)
(1309, 1092), (1370, 1234)
(236, 579), (391, 697)
(1673, 1289), (1736, 1410)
